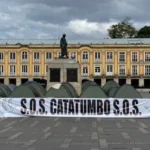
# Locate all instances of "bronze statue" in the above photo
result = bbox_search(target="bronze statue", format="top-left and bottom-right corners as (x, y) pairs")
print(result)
(60, 34), (68, 58)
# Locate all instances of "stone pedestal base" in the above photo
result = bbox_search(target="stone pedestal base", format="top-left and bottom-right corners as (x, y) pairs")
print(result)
(47, 59), (81, 96)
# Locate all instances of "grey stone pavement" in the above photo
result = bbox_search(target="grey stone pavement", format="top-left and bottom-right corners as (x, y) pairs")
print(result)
(0, 117), (150, 150)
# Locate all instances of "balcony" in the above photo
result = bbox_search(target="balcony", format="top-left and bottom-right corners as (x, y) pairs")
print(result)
(34, 72), (40, 76)
(145, 73), (150, 76)
(34, 59), (40, 63)
(119, 59), (125, 63)
(46, 59), (52, 62)
(82, 59), (88, 63)
(94, 59), (101, 62)
(10, 72), (16, 76)
(132, 73), (138, 76)
(0, 72), (4, 76)
(94, 72), (101, 76)
(0, 59), (4, 63)
(106, 72), (114, 76)
(22, 59), (28, 62)
(107, 59), (113, 63)
(22, 72), (28, 76)
(10, 59), (16, 63)
(119, 73), (126, 76)
(82, 73), (89, 76)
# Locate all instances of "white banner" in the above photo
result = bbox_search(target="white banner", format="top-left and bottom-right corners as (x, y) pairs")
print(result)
(1, 98), (150, 118)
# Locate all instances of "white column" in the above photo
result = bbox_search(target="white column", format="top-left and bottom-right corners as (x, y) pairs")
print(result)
(4, 77), (9, 85)
(16, 78), (21, 86)
(126, 78), (131, 85)
(139, 78), (144, 87)
(28, 78), (33, 81)
(101, 78), (106, 86)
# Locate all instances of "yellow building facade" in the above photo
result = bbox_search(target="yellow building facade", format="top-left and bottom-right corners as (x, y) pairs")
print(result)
(0, 39), (150, 88)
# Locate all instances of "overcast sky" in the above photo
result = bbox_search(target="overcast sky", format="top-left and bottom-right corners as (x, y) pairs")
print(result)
(0, 0), (150, 40)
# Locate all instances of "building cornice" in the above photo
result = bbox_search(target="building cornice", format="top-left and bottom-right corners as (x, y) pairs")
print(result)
(1, 44), (150, 49)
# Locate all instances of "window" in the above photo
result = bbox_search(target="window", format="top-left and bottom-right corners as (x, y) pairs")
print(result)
(132, 52), (138, 62)
(70, 52), (76, 59)
(0, 65), (4, 75)
(132, 65), (138, 76)
(46, 52), (52, 62)
(119, 52), (125, 62)
(0, 53), (4, 62)
(34, 52), (40, 62)
(145, 65), (150, 75)
(82, 66), (88, 76)
(107, 65), (113, 75)
(94, 65), (101, 75)
(95, 52), (100, 61)
(145, 52), (150, 62)
(119, 65), (125, 75)
(34, 65), (40, 75)
(22, 52), (28, 62)
(22, 65), (28, 75)
(10, 52), (16, 62)
(10, 65), (16, 76)
(82, 51), (88, 61)
(107, 52), (113, 62)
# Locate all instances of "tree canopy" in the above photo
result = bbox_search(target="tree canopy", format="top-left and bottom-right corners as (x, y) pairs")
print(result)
(136, 26), (150, 38)
(108, 17), (137, 38)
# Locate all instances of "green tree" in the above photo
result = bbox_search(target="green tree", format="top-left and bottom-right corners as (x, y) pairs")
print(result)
(136, 26), (150, 38)
(108, 17), (137, 38)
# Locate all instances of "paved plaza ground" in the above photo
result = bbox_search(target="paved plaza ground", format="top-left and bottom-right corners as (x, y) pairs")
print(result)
(0, 92), (150, 150)
(0, 117), (150, 150)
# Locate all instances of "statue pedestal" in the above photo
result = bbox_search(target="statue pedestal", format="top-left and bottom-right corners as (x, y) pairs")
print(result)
(47, 59), (81, 96)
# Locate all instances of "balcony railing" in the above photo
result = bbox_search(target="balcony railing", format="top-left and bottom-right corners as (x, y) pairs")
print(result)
(82, 59), (88, 62)
(145, 73), (150, 76)
(22, 72), (28, 76)
(119, 73), (126, 76)
(119, 59), (125, 62)
(94, 72), (101, 76)
(10, 72), (15, 76)
(22, 59), (28, 62)
(106, 72), (113, 76)
(10, 59), (16, 63)
(34, 72), (40, 76)
(34, 59), (40, 62)
(94, 59), (101, 62)
(107, 59), (113, 62)
(82, 73), (88, 76)
(132, 73), (138, 76)
(0, 72), (4, 76)
(46, 59), (52, 62)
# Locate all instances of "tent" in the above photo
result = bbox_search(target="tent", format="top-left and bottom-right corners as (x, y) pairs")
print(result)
(9, 85), (37, 98)
(62, 82), (78, 97)
(7, 84), (16, 91)
(24, 81), (46, 97)
(103, 80), (120, 95)
(0, 83), (12, 97)
(114, 84), (142, 98)
(80, 82), (107, 98)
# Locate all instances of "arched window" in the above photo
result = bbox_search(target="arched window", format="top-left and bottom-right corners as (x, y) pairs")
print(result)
(82, 66), (88, 76)
(82, 51), (88, 61)
(22, 51), (28, 62)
